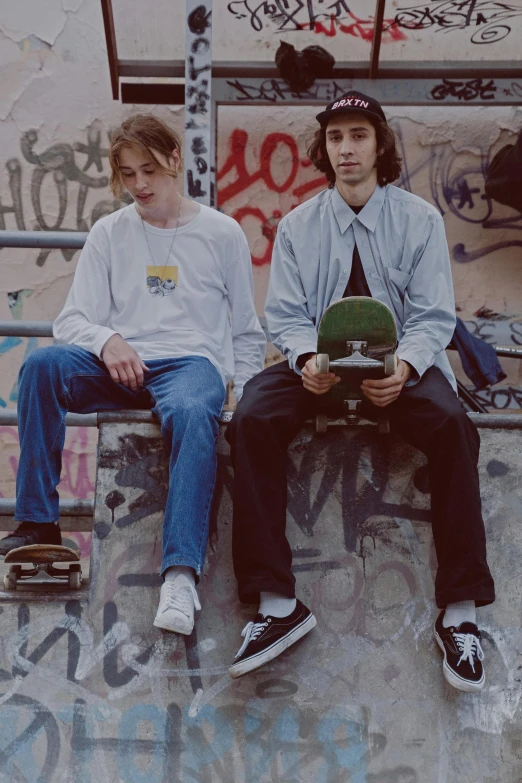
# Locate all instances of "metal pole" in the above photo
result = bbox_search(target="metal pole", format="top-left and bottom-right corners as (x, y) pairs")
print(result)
(0, 321), (53, 337)
(456, 379), (489, 414)
(185, 0), (213, 206)
(369, 0), (386, 80)
(100, 0), (120, 100)
(0, 231), (87, 248)
(0, 499), (94, 516)
(0, 410), (98, 427)
(210, 97), (218, 208)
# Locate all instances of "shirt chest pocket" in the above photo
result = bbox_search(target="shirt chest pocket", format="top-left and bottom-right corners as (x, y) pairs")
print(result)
(386, 266), (413, 293)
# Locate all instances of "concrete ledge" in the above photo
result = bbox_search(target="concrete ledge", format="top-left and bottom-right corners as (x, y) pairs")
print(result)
(0, 422), (520, 779)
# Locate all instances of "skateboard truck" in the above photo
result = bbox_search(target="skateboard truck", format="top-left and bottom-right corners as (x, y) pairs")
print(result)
(3, 545), (82, 591)
(315, 296), (398, 434)
(315, 348), (397, 433)
(344, 398), (361, 423)
(346, 340), (367, 355)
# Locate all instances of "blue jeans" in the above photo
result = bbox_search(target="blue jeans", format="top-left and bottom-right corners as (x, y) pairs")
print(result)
(16, 345), (226, 576)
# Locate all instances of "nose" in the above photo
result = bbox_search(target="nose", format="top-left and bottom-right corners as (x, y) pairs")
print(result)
(136, 174), (148, 191)
(339, 134), (355, 156)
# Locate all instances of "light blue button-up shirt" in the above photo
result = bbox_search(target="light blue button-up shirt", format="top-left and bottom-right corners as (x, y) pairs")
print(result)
(265, 184), (457, 392)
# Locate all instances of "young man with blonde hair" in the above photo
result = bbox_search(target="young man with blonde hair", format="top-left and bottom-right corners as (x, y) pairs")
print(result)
(1, 114), (265, 635)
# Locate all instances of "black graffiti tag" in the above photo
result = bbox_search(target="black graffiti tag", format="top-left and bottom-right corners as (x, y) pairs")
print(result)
(430, 78), (497, 102)
(390, 1), (522, 44)
(227, 0), (352, 33)
(0, 125), (128, 266)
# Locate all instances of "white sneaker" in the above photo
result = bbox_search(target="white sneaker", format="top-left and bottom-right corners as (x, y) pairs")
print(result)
(153, 577), (201, 635)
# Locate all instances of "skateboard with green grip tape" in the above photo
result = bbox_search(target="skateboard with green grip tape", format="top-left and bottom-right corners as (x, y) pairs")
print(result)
(315, 296), (398, 433)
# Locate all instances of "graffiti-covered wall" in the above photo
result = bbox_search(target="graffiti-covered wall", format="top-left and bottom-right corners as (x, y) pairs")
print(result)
(1, 0), (522, 505)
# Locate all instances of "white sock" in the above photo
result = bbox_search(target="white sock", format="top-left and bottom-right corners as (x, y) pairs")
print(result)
(259, 592), (296, 618)
(443, 600), (476, 628)
(164, 566), (196, 586)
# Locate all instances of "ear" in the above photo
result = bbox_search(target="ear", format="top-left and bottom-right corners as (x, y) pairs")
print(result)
(169, 148), (181, 173)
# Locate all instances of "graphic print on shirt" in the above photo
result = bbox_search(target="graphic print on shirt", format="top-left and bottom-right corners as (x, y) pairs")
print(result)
(146, 266), (178, 297)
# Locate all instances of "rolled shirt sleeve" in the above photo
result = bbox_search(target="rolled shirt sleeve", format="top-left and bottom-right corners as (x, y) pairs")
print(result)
(396, 213), (456, 385)
(225, 236), (266, 402)
(265, 223), (317, 373)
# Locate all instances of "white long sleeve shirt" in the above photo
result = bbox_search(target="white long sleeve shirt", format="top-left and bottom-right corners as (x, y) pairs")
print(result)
(53, 203), (266, 400)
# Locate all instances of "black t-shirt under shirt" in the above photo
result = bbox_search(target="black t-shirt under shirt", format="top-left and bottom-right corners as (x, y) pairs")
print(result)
(296, 204), (371, 370)
(342, 204), (371, 298)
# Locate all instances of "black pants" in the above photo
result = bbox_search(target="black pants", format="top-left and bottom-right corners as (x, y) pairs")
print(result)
(225, 361), (495, 609)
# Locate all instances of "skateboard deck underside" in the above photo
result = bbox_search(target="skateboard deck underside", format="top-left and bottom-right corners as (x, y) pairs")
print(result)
(3, 545), (82, 590)
(4, 544), (79, 564)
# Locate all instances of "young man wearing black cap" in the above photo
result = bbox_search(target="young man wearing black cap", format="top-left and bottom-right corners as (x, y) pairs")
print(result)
(226, 92), (495, 692)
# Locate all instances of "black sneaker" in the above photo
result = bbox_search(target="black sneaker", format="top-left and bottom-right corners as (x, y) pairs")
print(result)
(0, 522), (62, 556)
(229, 599), (316, 679)
(434, 611), (485, 693)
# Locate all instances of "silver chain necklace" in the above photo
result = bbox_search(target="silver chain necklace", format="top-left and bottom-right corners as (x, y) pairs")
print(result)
(140, 195), (182, 297)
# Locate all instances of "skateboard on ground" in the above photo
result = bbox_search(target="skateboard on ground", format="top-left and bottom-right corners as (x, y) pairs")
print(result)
(315, 296), (398, 433)
(3, 545), (82, 590)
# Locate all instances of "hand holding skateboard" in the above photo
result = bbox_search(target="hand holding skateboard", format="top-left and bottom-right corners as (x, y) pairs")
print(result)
(313, 296), (398, 433)
(361, 359), (412, 408)
(302, 354), (340, 395)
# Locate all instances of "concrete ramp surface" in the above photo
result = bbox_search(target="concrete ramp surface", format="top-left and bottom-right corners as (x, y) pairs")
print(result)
(0, 421), (520, 782)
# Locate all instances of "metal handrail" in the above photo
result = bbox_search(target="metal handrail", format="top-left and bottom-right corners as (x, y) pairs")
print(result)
(0, 231), (87, 249)
(0, 499), (93, 516)
(1, 318), (521, 358)
(0, 322), (53, 337)
(0, 410), (97, 427)
(0, 410), (233, 427)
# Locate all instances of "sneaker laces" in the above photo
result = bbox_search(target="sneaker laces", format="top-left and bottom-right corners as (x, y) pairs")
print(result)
(160, 581), (201, 616)
(235, 618), (269, 659)
(454, 631), (484, 673)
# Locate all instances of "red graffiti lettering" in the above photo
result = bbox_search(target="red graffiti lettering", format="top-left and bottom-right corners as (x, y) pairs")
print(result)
(218, 129), (300, 206)
(301, 13), (407, 41)
(218, 128), (327, 264)
(232, 207), (282, 266)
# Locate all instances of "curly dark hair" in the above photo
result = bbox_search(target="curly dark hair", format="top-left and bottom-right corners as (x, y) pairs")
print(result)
(307, 116), (402, 188)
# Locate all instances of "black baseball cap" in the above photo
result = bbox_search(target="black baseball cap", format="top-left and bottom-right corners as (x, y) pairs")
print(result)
(316, 90), (387, 127)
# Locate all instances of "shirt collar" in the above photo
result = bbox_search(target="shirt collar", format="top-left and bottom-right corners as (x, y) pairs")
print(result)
(331, 184), (386, 234)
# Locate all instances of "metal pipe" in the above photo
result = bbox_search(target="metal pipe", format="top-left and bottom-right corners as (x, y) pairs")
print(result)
(0, 321), (53, 337)
(0, 231), (87, 249)
(100, 0), (120, 100)
(369, 0), (386, 79)
(468, 413), (522, 429)
(0, 499), (94, 516)
(457, 379), (489, 413)
(494, 346), (522, 358)
(0, 410), (97, 427)
(97, 410), (157, 425)
(448, 343), (522, 359)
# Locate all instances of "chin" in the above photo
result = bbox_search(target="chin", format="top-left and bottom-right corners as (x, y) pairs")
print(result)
(338, 173), (362, 185)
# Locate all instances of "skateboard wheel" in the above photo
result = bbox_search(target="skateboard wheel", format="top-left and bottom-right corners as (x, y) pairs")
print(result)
(316, 414), (328, 433)
(384, 353), (397, 376)
(316, 354), (329, 374)
(4, 570), (18, 590)
(68, 567), (82, 590)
